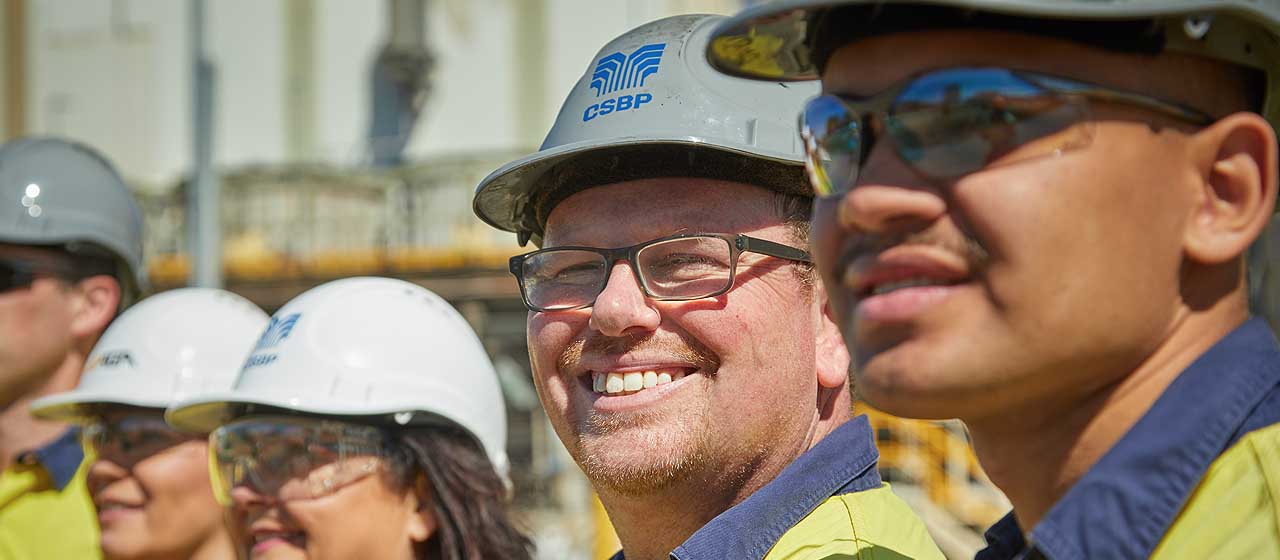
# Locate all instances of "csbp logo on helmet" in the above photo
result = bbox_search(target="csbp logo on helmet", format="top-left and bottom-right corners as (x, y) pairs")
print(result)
(583, 43), (665, 122)
(243, 313), (301, 369)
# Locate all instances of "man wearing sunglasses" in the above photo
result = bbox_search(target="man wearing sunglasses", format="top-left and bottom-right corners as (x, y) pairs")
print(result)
(709, 1), (1280, 559)
(475, 13), (940, 560)
(0, 137), (145, 559)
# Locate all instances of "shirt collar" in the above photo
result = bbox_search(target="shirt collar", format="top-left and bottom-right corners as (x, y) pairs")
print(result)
(607, 416), (882, 560)
(15, 428), (84, 490)
(980, 317), (1280, 560)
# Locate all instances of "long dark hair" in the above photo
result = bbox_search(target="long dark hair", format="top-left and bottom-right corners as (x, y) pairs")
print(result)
(393, 425), (533, 560)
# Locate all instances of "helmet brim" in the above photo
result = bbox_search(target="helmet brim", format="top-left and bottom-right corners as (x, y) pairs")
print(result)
(473, 135), (808, 245)
(30, 391), (167, 423)
(709, 0), (1280, 80)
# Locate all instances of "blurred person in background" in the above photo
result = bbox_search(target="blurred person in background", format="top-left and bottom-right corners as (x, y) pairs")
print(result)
(474, 14), (940, 560)
(0, 136), (145, 559)
(710, 1), (1280, 558)
(29, 287), (268, 560)
(167, 277), (533, 560)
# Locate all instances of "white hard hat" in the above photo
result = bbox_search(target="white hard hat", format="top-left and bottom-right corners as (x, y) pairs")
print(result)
(30, 288), (269, 421)
(166, 277), (510, 476)
(473, 13), (821, 246)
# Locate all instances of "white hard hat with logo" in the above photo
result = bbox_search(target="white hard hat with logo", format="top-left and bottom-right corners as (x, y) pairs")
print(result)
(30, 288), (269, 421)
(473, 13), (820, 247)
(166, 277), (510, 476)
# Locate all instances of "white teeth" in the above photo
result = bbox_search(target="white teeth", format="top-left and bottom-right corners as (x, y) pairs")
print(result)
(592, 370), (686, 395)
(605, 373), (625, 394)
(872, 277), (947, 295)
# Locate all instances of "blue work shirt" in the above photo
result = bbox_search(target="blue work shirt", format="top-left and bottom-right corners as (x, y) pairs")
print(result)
(977, 317), (1280, 560)
(610, 416), (942, 560)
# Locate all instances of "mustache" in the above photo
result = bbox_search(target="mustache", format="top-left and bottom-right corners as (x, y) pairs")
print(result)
(558, 331), (721, 374)
(837, 227), (991, 275)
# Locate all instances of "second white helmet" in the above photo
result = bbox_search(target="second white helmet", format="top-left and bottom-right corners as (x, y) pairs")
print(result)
(30, 288), (269, 421)
(166, 277), (510, 476)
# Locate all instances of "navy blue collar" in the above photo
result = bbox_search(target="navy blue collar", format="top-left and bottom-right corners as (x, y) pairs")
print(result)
(611, 415), (882, 560)
(15, 428), (84, 490)
(978, 317), (1280, 560)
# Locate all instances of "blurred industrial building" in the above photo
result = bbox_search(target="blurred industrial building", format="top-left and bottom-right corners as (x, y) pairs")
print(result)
(1, 1), (1013, 558)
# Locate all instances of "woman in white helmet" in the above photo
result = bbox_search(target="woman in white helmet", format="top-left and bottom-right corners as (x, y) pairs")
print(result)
(167, 277), (532, 560)
(29, 288), (270, 560)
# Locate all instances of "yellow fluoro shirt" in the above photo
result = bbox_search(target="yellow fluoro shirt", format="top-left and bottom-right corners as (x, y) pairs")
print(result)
(1152, 423), (1280, 559)
(611, 417), (943, 560)
(0, 430), (100, 560)
(764, 483), (943, 560)
(977, 318), (1280, 560)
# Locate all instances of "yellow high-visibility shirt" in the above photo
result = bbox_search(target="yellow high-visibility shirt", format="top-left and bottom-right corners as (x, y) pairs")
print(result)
(977, 318), (1280, 560)
(1152, 423), (1280, 559)
(764, 483), (944, 560)
(610, 417), (944, 560)
(0, 430), (100, 560)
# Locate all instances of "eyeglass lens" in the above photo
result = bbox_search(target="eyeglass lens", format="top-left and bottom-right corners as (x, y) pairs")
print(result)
(0, 260), (37, 293)
(519, 236), (735, 311)
(209, 419), (391, 506)
(83, 416), (190, 459)
(801, 67), (1094, 196)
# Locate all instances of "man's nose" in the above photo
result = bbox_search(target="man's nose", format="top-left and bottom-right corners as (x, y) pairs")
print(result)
(588, 261), (660, 337)
(836, 182), (948, 234)
(831, 140), (949, 234)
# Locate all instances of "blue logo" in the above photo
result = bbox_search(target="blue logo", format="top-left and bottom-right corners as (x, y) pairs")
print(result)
(590, 43), (665, 97)
(583, 43), (665, 122)
(254, 313), (301, 352)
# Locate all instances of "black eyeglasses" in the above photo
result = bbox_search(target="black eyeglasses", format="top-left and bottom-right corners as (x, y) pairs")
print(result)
(0, 257), (77, 293)
(800, 66), (1215, 197)
(509, 233), (812, 312)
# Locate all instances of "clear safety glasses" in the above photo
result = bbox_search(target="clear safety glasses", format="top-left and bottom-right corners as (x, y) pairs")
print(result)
(509, 232), (811, 312)
(208, 416), (402, 506)
(82, 414), (192, 459)
(799, 66), (1215, 197)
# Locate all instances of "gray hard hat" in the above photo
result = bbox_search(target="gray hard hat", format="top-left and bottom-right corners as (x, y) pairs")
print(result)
(0, 137), (146, 304)
(473, 13), (820, 247)
(705, 0), (1280, 131)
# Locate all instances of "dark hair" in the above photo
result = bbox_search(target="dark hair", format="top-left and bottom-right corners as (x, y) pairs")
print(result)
(392, 425), (533, 560)
(773, 191), (816, 293)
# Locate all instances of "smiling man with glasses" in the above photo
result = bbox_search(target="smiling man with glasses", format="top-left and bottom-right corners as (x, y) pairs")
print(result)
(476, 14), (940, 560)
(710, 2), (1280, 559)
(0, 136), (145, 560)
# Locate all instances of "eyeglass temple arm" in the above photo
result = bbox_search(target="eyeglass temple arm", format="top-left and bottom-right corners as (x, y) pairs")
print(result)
(737, 236), (812, 263)
(1026, 73), (1215, 125)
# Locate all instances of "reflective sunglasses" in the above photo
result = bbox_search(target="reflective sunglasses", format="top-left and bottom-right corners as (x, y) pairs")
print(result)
(799, 67), (1215, 197)
(509, 232), (811, 312)
(83, 415), (193, 460)
(209, 417), (402, 506)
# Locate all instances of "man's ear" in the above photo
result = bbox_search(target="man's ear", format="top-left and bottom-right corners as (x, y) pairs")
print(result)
(813, 280), (851, 390)
(405, 475), (438, 543)
(1184, 112), (1278, 264)
(69, 275), (121, 340)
